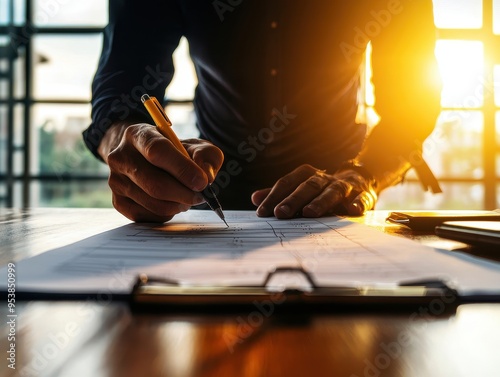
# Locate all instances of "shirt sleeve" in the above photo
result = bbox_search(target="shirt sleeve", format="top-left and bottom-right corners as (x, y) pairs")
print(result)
(82, 0), (184, 160)
(364, 0), (442, 191)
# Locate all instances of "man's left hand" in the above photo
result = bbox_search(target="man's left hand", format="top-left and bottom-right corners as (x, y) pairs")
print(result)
(251, 164), (377, 218)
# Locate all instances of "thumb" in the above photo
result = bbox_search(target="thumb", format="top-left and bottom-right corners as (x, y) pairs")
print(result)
(186, 139), (224, 183)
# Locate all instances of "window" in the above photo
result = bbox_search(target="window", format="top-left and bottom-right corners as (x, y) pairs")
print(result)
(0, 0), (111, 207)
(0, 0), (197, 208)
(1, 1), (499, 209)
(377, 0), (500, 210)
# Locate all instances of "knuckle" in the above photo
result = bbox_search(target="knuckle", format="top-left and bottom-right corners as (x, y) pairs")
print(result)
(175, 163), (196, 185)
(109, 174), (131, 197)
(141, 134), (163, 160)
(286, 193), (305, 203)
(124, 123), (161, 158)
(303, 176), (327, 191)
(107, 173), (119, 190)
(332, 179), (351, 194)
(297, 164), (316, 175)
(276, 176), (291, 187)
(106, 148), (121, 168)
(111, 193), (121, 209)
(123, 124), (142, 140)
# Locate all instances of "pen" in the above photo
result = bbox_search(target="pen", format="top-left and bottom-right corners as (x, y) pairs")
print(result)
(141, 94), (228, 227)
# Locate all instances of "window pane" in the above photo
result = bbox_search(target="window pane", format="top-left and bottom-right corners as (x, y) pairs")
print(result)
(32, 0), (108, 27)
(0, 0), (9, 24)
(13, 51), (25, 98)
(428, 111), (484, 179)
(434, 0), (482, 29)
(12, 181), (22, 207)
(494, 0), (500, 34)
(33, 35), (102, 100)
(0, 104), (7, 174)
(377, 182), (484, 210)
(12, 104), (24, 176)
(32, 104), (108, 176)
(13, 0), (25, 24)
(32, 180), (112, 208)
(0, 0), (25, 25)
(435, 40), (484, 108)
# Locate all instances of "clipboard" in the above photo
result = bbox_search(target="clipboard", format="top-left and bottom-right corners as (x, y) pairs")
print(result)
(386, 210), (500, 231)
(129, 267), (460, 313)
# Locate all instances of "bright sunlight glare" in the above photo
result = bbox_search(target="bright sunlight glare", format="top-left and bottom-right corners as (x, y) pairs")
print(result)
(435, 40), (484, 109)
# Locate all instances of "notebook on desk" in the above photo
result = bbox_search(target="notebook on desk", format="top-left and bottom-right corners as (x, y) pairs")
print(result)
(435, 221), (500, 247)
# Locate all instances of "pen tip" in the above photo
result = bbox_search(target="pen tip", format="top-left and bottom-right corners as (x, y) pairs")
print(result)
(214, 208), (228, 227)
(141, 94), (150, 103)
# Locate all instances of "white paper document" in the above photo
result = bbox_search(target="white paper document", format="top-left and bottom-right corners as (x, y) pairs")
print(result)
(2, 210), (500, 298)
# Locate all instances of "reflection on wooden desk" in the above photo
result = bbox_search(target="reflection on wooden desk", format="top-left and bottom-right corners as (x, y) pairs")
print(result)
(1, 209), (500, 377)
(2, 301), (500, 377)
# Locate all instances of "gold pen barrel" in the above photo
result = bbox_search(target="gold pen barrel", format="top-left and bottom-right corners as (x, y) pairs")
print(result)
(141, 93), (227, 226)
(141, 94), (189, 158)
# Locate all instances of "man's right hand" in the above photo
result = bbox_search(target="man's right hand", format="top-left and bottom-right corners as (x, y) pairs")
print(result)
(98, 122), (224, 223)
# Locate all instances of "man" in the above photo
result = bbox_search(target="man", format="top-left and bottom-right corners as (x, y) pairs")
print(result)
(83, 0), (442, 222)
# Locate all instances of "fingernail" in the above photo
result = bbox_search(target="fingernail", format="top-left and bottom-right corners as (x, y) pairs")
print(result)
(192, 176), (206, 191)
(277, 205), (292, 216)
(304, 204), (320, 217)
(257, 205), (268, 216)
(350, 202), (363, 216)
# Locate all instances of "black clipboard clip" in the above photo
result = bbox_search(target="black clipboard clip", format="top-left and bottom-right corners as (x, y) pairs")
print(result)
(129, 267), (460, 313)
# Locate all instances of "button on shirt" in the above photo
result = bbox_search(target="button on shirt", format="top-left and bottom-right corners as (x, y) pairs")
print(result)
(84, 0), (440, 209)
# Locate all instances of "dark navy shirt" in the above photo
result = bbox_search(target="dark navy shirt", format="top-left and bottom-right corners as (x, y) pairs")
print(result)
(84, 0), (441, 209)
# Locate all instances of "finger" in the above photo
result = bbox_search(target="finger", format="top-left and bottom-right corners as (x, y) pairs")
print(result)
(109, 174), (194, 217)
(184, 139), (224, 182)
(345, 190), (377, 216)
(112, 194), (185, 223)
(256, 165), (317, 217)
(251, 188), (272, 207)
(108, 150), (205, 205)
(125, 126), (208, 192)
(273, 173), (331, 219)
(302, 181), (351, 217)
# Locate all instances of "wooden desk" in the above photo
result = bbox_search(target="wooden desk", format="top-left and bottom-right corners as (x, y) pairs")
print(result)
(1, 209), (500, 377)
